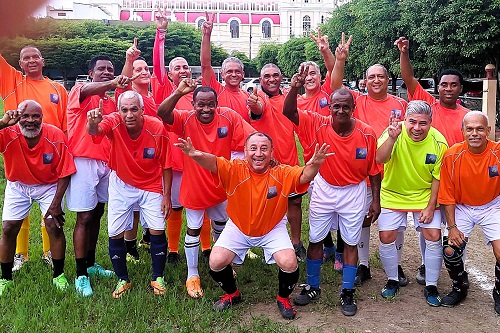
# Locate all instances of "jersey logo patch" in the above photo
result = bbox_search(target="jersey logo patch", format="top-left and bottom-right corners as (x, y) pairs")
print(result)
(50, 94), (59, 104)
(267, 186), (278, 199)
(425, 154), (437, 164)
(43, 153), (53, 164)
(355, 148), (367, 159)
(318, 97), (329, 108)
(391, 109), (402, 120)
(217, 126), (228, 138)
(489, 165), (499, 177)
(143, 148), (155, 159)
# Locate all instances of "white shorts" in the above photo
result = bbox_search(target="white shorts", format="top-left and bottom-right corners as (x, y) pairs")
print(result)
(2, 181), (60, 221)
(308, 174), (367, 246)
(230, 151), (245, 160)
(107, 171), (165, 237)
(171, 170), (182, 209)
(66, 157), (110, 212)
(449, 196), (500, 244)
(378, 208), (442, 232)
(214, 217), (293, 264)
(185, 201), (228, 230)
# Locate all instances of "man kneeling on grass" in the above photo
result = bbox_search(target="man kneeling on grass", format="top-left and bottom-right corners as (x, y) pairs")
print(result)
(175, 132), (331, 319)
(0, 100), (76, 296)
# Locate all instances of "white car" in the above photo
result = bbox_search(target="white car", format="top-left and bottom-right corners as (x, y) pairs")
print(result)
(241, 78), (260, 93)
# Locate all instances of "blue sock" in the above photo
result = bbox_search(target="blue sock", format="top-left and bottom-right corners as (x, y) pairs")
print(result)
(150, 232), (167, 280)
(109, 237), (128, 281)
(323, 246), (336, 257)
(342, 264), (357, 290)
(306, 258), (322, 288)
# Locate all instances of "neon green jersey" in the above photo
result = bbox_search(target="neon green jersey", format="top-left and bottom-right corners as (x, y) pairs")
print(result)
(378, 125), (448, 210)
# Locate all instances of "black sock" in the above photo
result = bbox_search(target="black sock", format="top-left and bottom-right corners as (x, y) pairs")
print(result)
(52, 258), (65, 278)
(150, 233), (167, 280)
(86, 249), (96, 268)
(278, 267), (299, 298)
(76, 258), (88, 277)
(1, 262), (13, 280)
(109, 237), (129, 281)
(142, 229), (151, 243)
(125, 238), (138, 255)
(336, 230), (344, 253)
(495, 262), (500, 291)
(209, 265), (237, 294)
(323, 232), (334, 248)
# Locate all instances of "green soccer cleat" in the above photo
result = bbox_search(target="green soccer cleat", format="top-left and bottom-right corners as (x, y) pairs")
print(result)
(53, 273), (69, 291)
(0, 279), (13, 296)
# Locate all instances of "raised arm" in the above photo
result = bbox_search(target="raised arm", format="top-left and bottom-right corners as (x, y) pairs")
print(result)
(283, 65), (309, 125)
(80, 75), (135, 103)
(86, 99), (104, 136)
(200, 12), (216, 84)
(376, 116), (402, 164)
(157, 78), (198, 124)
(0, 104), (24, 130)
(394, 37), (418, 96)
(330, 32), (352, 91)
(174, 137), (218, 173)
(153, 7), (169, 84)
(311, 28), (335, 75)
(122, 37), (141, 78)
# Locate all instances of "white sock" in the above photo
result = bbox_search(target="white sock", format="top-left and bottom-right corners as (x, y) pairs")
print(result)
(395, 231), (404, 265)
(379, 241), (398, 281)
(419, 232), (426, 265)
(424, 239), (443, 286)
(185, 234), (200, 279)
(358, 226), (370, 267)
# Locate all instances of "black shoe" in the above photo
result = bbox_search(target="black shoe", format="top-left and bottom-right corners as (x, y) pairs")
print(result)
(294, 242), (307, 262)
(340, 289), (357, 316)
(213, 290), (242, 311)
(354, 264), (372, 286)
(416, 264), (426, 285)
(166, 252), (180, 265)
(424, 285), (442, 307)
(381, 279), (400, 299)
(201, 249), (211, 262)
(294, 284), (321, 306)
(398, 265), (408, 287)
(493, 288), (500, 314)
(441, 287), (468, 307)
(276, 296), (297, 320)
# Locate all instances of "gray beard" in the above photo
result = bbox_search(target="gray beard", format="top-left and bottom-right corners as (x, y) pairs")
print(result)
(20, 126), (42, 138)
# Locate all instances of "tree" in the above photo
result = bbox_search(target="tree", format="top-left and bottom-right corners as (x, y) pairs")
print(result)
(277, 37), (312, 77)
(256, 43), (280, 71)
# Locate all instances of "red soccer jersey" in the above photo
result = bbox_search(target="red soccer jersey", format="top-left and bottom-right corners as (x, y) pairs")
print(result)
(0, 123), (76, 184)
(214, 157), (308, 236)
(1, 54), (68, 131)
(203, 69), (251, 123)
(409, 83), (469, 146)
(250, 90), (298, 166)
(439, 141), (500, 207)
(92, 113), (171, 194)
(296, 110), (381, 186)
(166, 107), (249, 209)
(67, 83), (116, 162)
(296, 76), (333, 117)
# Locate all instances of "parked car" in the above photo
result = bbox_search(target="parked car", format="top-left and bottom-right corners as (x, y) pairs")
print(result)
(242, 77), (260, 93)
(76, 75), (90, 83)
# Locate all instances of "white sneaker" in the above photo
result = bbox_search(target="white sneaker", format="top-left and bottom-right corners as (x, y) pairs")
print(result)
(42, 250), (53, 268)
(12, 254), (28, 272)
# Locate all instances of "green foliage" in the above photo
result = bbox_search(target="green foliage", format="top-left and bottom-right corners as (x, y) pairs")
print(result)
(256, 43), (280, 71)
(230, 51), (259, 77)
(277, 37), (315, 77)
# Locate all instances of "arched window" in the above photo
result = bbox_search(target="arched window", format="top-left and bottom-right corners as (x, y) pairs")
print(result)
(262, 20), (271, 38)
(197, 18), (205, 29)
(303, 15), (311, 36)
(321, 15), (324, 24)
(230, 20), (239, 38)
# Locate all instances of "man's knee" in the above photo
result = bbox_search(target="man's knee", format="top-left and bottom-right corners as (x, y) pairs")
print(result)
(275, 249), (298, 272)
(379, 230), (398, 244)
(76, 211), (93, 227)
(209, 247), (232, 270)
(422, 228), (441, 242)
(2, 220), (23, 238)
(442, 236), (465, 265)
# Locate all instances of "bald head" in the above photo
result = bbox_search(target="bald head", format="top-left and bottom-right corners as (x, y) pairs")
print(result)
(463, 111), (489, 127)
(18, 100), (43, 139)
(19, 100), (42, 114)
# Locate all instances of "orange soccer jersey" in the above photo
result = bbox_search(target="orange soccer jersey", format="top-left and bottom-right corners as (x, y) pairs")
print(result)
(214, 157), (309, 236)
(296, 110), (381, 186)
(167, 107), (249, 210)
(409, 83), (469, 146)
(67, 83), (116, 162)
(250, 91), (298, 166)
(0, 123), (76, 184)
(203, 69), (251, 123)
(92, 113), (171, 194)
(438, 141), (500, 207)
(0, 54), (68, 131)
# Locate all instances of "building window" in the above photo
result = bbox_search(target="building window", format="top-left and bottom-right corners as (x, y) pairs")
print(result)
(197, 18), (205, 29)
(289, 15), (293, 36)
(304, 0), (309, 3)
(303, 15), (311, 36)
(230, 20), (239, 38)
(321, 15), (324, 24)
(262, 20), (271, 38)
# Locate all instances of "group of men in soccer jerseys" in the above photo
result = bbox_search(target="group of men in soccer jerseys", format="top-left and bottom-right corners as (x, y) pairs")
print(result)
(1, 17), (500, 319)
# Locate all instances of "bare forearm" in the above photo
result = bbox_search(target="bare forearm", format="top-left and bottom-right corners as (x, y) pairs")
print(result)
(299, 163), (321, 184)
(399, 51), (417, 95)
(80, 82), (114, 101)
(86, 123), (102, 136)
(53, 176), (71, 207)
(376, 138), (396, 164)
(369, 173), (382, 204)
(330, 59), (345, 91)
(427, 178), (440, 209)
(200, 35), (213, 82)
(162, 168), (172, 197)
(443, 204), (456, 227)
(157, 91), (182, 124)
(283, 87), (300, 125)
(322, 48), (335, 74)
(191, 151), (218, 173)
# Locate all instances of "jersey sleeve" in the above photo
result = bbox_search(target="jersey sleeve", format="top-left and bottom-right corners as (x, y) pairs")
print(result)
(431, 139), (449, 181)
(159, 126), (172, 170)
(437, 153), (456, 205)
(377, 127), (392, 148)
(229, 109), (253, 151)
(280, 165), (309, 194)
(55, 136), (77, 178)
(0, 53), (22, 98)
(213, 156), (234, 191)
(164, 109), (187, 136)
(295, 110), (319, 151)
(366, 127), (383, 176)
(408, 82), (437, 105)
(92, 113), (120, 143)
(321, 75), (333, 96)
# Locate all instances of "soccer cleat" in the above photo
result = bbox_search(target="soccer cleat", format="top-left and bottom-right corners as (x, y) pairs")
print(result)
(0, 279), (13, 296)
(213, 290), (242, 311)
(53, 273), (69, 291)
(201, 249), (212, 262)
(112, 279), (132, 299)
(294, 241), (307, 262)
(150, 277), (166, 295)
(75, 275), (93, 297)
(126, 253), (141, 264)
(276, 296), (297, 320)
(334, 252), (344, 272)
(398, 265), (408, 287)
(12, 253), (28, 272)
(416, 264), (426, 285)
(186, 276), (204, 298)
(42, 250), (53, 268)
(354, 264), (372, 286)
(424, 285), (442, 307)
(294, 284), (321, 306)
(441, 287), (468, 307)
(381, 279), (400, 299)
(493, 288), (500, 315)
(87, 263), (114, 278)
(340, 289), (357, 316)
(166, 252), (180, 265)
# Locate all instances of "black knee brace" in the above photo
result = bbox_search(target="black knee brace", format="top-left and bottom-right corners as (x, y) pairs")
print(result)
(442, 236), (467, 287)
